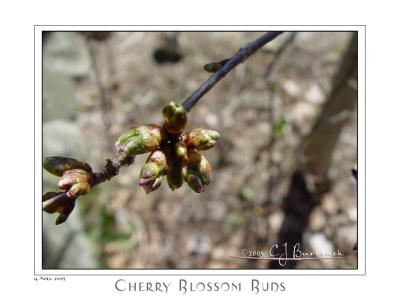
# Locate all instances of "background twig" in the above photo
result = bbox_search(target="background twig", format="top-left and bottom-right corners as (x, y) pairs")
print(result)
(86, 37), (114, 153)
(264, 32), (297, 81)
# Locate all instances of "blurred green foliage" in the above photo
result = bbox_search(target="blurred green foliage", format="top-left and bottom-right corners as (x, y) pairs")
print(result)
(273, 116), (287, 137)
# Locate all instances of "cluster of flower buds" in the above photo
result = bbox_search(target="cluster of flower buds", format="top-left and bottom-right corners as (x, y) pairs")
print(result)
(43, 157), (94, 224)
(115, 124), (163, 156)
(115, 101), (219, 193)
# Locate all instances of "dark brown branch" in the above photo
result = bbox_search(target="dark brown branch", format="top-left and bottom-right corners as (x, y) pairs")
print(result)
(182, 31), (283, 112)
(91, 154), (134, 186)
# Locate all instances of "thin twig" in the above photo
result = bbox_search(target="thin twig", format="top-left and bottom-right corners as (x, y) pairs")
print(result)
(263, 32), (298, 202)
(182, 31), (283, 111)
(86, 38), (114, 152)
(264, 32), (297, 80)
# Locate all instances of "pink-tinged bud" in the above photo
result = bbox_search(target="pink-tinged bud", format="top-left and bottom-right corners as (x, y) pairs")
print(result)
(138, 150), (167, 194)
(182, 166), (204, 193)
(115, 124), (162, 156)
(162, 101), (187, 135)
(147, 149), (167, 166)
(58, 169), (92, 198)
(197, 153), (212, 185)
(187, 128), (220, 150)
(183, 149), (212, 192)
(139, 176), (164, 194)
(44, 156), (92, 177)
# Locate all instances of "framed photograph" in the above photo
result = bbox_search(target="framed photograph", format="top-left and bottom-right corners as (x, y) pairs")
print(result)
(35, 26), (365, 279)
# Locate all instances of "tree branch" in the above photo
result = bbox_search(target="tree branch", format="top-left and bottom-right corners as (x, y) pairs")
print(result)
(182, 31), (283, 112)
(43, 32), (285, 221)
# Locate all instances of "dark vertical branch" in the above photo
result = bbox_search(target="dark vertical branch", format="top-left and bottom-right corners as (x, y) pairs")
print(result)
(270, 33), (358, 269)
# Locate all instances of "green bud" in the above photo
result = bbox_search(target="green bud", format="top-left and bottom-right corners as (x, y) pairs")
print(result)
(115, 124), (162, 156)
(139, 172), (164, 194)
(197, 154), (212, 185)
(162, 101), (187, 134)
(204, 58), (230, 73)
(58, 169), (92, 198)
(187, 148), (201, 164)
(146, 149), (167, 166)
(139, 150), (167, 194)
(182, 166), (204, 193)
(44, 156), (91, 177)
(175, 141), (188, 161)
(183, 149), (212, 192)
(188, 149), (212, 185)
(187, 128), (220, 150)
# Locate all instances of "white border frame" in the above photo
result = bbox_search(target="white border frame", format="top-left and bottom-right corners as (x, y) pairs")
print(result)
(34, 25), (366, 276)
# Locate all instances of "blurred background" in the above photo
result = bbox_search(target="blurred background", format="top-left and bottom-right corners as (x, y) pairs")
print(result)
(42, 31), (357, 269)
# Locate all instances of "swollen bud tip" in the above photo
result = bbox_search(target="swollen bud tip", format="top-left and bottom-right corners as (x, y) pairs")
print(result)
(183, 149), (212, 193)
(162, 102), (188, 135)
(187, 128), (220, 150)
(115, 125), (162, 156)
(57, 169), (93, 198)
(138, 150), (167, 194)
